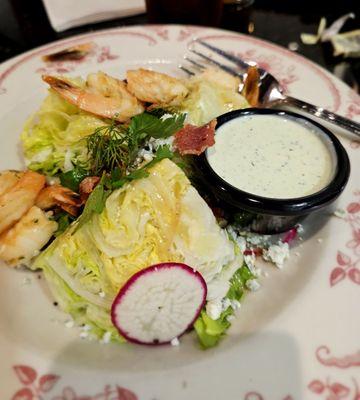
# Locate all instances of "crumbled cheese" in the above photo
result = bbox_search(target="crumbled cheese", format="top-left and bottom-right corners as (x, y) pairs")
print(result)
(230, 300), (241, 310)
(317, 238), (323, 243)
(222, 298), (231, 310)
(262, 241), (289, 269)
(246, 279), (261, 291)
(22, 277), (32, 285)
(236, 236), (247, 253)
(160, 113), (174, 121)
(244, 253), (256, 273)
(81, 324), (91, 332)
(101, 331), (112, 344)
(226, 314), (235, 322)
(171, 337), (180, 346)
(246, 233), (270, 246)
(98, 291), (105, 298)
(334, 208), (347, 219)
(206, 300), (223, 320)
(64, 319), (74, 328)
(226, 225), (237, 240)
(149, 136), (174, 151)
(262, 271), (269, 277)
(253, 267), (262, 278)
(296, 223), (304, 234)
(79, 331), (89, 339)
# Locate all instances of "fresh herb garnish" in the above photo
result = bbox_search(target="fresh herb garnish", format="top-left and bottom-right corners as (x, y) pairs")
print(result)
(59, 166), (89, 192)
(86, 113), (185, 176)
(86, 122), (129, 175)
(111, 145), (174, 188)
(129, 112), (185, 139)
(73, 145), (174, 232)
(70, 111), (183, 233)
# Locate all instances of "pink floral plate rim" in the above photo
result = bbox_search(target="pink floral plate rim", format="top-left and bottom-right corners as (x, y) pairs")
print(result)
(0, 25), (359, 400)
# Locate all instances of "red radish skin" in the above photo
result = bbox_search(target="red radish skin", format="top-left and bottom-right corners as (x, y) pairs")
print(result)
(111, 263), (207, 346)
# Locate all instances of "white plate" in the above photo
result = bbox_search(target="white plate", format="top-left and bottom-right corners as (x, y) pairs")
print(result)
(1, 25), (360, 400)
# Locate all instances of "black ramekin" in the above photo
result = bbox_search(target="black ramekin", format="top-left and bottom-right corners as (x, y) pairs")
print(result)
(194, 108), (351, 234)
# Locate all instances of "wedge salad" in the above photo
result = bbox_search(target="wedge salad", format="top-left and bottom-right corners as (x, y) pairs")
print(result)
(0, 67), (293, 348)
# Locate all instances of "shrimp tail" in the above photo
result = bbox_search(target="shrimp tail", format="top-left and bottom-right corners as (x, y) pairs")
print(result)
(36, 185), (82, 216)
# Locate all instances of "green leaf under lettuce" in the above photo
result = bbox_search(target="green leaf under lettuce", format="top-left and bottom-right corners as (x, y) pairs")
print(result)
(59, 166), (89, 192)
(74, 178), (110, 232)
(53, 212), (75, 237)
(195, 263), (255, 349)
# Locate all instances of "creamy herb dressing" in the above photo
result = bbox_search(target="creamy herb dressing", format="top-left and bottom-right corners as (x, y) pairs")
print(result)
(207, 115), (335, 199)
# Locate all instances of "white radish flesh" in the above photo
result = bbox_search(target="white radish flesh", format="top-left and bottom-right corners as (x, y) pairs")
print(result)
(111, 263), (207, 345)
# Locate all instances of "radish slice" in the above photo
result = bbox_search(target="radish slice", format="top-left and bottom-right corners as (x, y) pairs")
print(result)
(111, 263), (207, 345)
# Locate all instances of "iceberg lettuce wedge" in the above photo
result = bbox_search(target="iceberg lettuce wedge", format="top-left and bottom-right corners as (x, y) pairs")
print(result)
(33, 159), (239, 343)
(21, 87), (106, 175)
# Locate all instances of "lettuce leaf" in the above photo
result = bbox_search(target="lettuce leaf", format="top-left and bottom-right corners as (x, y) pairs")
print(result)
(194, 263), (255, 349)
(21, 88), (106, 175)
(181, 78), (249, 126)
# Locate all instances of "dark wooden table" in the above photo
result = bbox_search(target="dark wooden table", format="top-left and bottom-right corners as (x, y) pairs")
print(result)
(0, 0), (358, 91)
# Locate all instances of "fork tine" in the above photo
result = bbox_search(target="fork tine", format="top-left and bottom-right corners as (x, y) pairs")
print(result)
(197, 40), (253, 71)
(189, 49), (242, 78)
(183, 56), (206, 70)
(178, 64), (195, 76)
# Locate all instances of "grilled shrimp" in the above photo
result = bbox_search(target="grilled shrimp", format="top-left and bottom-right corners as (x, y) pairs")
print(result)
(197, 68), (241, 91)
(126, 68), (189, 106)
(0, 170), (23, 197)
(42, 71), (144, 122)
(0, 171), (45, 235)
(36, 185), (82, 216)
(0, 206), (58, 267)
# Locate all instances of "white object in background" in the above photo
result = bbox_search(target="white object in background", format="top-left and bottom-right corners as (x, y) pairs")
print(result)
(42, 0), (146, 32)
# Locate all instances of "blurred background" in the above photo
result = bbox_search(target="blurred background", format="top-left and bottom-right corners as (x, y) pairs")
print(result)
(0, 0), (358, 91)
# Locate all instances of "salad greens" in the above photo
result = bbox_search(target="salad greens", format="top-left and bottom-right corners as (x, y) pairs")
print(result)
(33, 157), (235, 344)
(53, 212), (76, 237)
(21, 88), (105, 175)
(195, 264), (255, 349)
(75, 145), (174, 232)
(21, 87), (185, 178)
(181, 78), (249, 125)
(86, 113), (183, 176)
(59, 166), (89, 192)
(22, 71), (254, 349)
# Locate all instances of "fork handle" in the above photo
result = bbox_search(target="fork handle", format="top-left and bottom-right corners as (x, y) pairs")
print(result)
(283, 95), (360, 137)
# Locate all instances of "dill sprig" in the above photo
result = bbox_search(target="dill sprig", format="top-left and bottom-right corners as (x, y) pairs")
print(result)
(86, 122), (130, 175)
(86, 112), (185, 176)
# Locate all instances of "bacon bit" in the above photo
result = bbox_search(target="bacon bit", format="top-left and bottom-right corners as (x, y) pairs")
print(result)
(244, 248), (263, 257)
(79, 176), (100, 203)
(282, 227), (298, 244)
(42, 43), (94, 62)
(174, 119), (216, 156)
(242, 66), (260, 107)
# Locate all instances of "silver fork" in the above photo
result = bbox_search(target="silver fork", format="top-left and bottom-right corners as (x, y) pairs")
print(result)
(180, 40), (360, 137)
